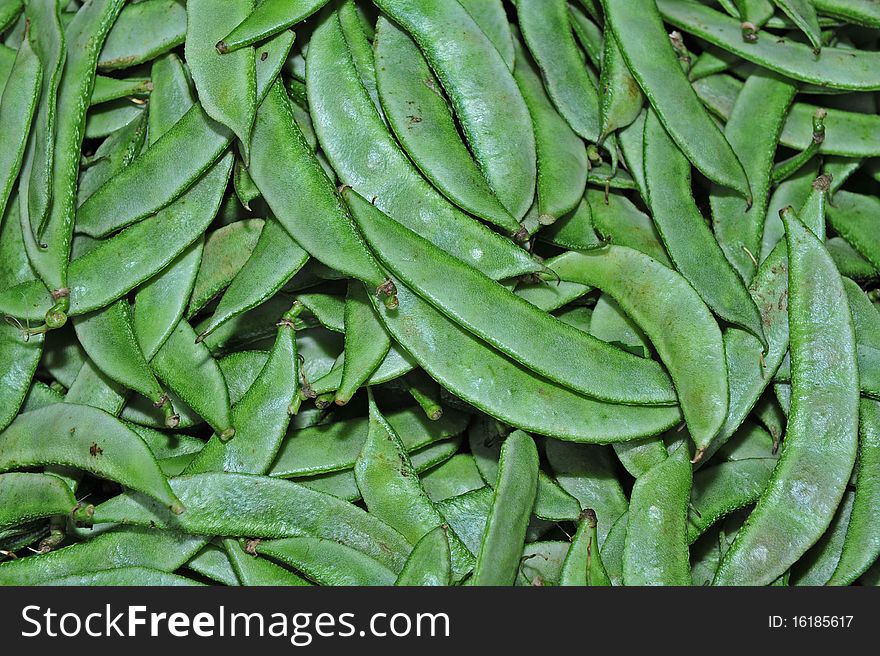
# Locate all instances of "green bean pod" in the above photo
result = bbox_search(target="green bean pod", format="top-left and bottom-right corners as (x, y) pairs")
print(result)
(471, 431), (539, 586)
(714, 210), (859, 585)
(623, 440), (692, 585)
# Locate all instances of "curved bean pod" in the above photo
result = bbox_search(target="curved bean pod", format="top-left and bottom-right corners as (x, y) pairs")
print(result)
(0, 26), (40, 223)
(518, 0), (601, 141)
(714, 210), (859, 585)
(560, 509), (611, 586)
(23, 0), (125, 305)
(218, 0), (330, 53)
(828, 399), (880, 584)
(184, 303), (299, 475)
(307, 12), (538, 280)
(709, 72), (795, 283)
(0, 403), (182, 512)
(0, 154), (233, 322)
(97, 0), (186, 71)
(513, 37), (588, 223)
(151, 319), (234, 439)
(395, 525), (451, 586)
(374, 18), (519, 232)
(471, 431), (539, 586)
(354, 393), (473, 581)
(258, 537), (397, 586)
(347, 189), (677, 406)
(197, 218), (309, 341)
(599, 32), (644, 140)
(0, 472), (76, 529)
(0, 527), (206, 585)
(186, 0), (256, 155)
(80, 472), (410, 573)
(249, 81), (386, 290)
(224, 538), (310, 586)
(77, 29), (293, 237)
(553, 246), (728, 453)
(374, 0), (536, 220)
(644, 110), (765, 342)
(659, 0), (880, 90)
(336, 283), (390, 405)
(623, 440), (692, 585)
(603, 0), (750, 199)
(457, 0), (514, 69)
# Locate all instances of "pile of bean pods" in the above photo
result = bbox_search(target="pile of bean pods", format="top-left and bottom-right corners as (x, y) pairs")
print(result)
(0, 0), (879, 588)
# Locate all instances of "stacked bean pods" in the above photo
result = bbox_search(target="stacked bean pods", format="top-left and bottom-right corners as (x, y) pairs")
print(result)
(0, 0), (878, 587)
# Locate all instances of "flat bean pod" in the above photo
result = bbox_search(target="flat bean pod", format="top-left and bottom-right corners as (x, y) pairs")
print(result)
(553, 247), (728, 454)
(659, 0), (880, 90)
(0, 403), (182, 512)
(603, 0), (751, 199)
(374, 0), (536, 220)
(307, 12), (539, 281)
(714, 211), (859, 585)
(347, 189), (677, 406)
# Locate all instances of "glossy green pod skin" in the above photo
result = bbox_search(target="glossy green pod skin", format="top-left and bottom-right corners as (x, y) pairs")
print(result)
(336, 283), (390, 405)
(151, 319), (234, 439)
(270, 408), (467, 478)
(623, 440), (692, 586)
(560, 510), (611, 586)
(714, 211), (859, 586)
(187, 219), (264, 318)
(224, 538), (310, 586)
(513, 37), (587, 223)
(98, 0), (186, 70)
(72, 300), (173, 422)
(249, 81), (386, 290)
(218, 0), (330, 53)
(372, 278), (682, 442)
(186, 0), (256, 155)
(374, 0), (536, 220)
(307, 12), (539, 281)
(468, 422), (580, 522)
(77, 113), (149, 206)
(81, 473), (410, 574)
(0, 318), (42, 433)
(709, 72), (795, 283)
(518, 0), (601, 141)
(23, 0), (124, 310)
(258, 536), (397, 586)
(0, 27), (40, 223)
(89, 75), (152, 106)
(602, 0), (750, 200)
(0, 472), (76, 529)
(828, 400), (880, 585)
(347, 189), (677, 406)
(0, 155), (233, 323)
(0, 403), (182, 513)
(354, 392), (473, 581)
(813, 0), (880, 27)
(659, 0), (880, 90)
(471, 431), (539, 586)
(827, 192), (880, 272)
(21, 0), (64, 238)
(457, 0), (514, 69)
(0, 527), (206, 585)
(599, 32), (644, 140)
(184, 304), (299, 475)
(643, 110), (765, 343)
(374, 18), (519, 233)
(197, 218), (309, 341)
(77, 30), (293, 238)
(553, 247), (728, 454)
(686, 458), (777, 543)
(395, 525), (452, 586)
